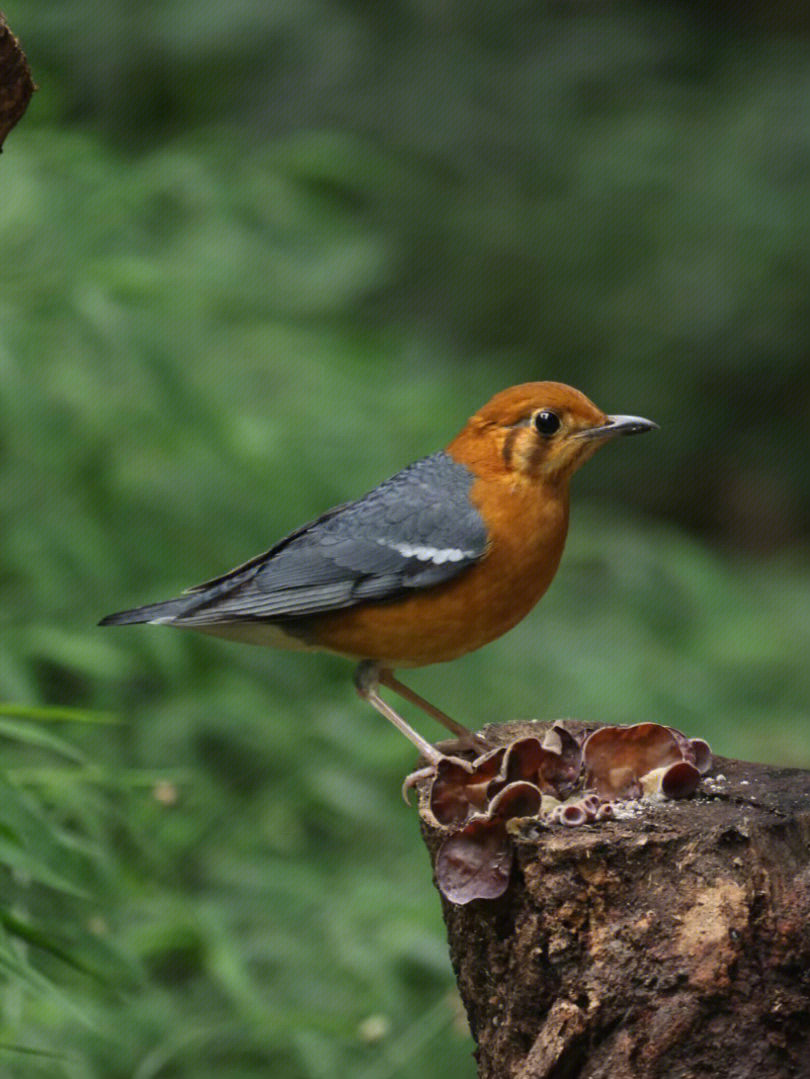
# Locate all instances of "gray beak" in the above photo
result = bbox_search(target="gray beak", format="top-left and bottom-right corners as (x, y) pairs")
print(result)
(577, 414), (659, 440)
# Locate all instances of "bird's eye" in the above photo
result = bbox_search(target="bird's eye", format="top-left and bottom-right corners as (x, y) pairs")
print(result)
(533, 410), (561, 436)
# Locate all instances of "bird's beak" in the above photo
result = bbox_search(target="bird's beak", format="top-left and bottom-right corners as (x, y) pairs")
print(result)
(577, 414), (659, 440)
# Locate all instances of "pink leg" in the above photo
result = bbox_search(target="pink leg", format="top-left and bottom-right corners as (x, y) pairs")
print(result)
(378, 669), (490, 754)
(354, 662), (442, 765)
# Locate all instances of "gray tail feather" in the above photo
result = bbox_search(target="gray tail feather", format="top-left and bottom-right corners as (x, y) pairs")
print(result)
(99, 595), (200, 627)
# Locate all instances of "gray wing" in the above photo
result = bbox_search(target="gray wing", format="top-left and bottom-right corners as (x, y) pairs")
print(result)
(102, 453), (488, 628)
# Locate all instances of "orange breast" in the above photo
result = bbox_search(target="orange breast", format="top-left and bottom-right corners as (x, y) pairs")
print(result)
(303, 477), (570, 667)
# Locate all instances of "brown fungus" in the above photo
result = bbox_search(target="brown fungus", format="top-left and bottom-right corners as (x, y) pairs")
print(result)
(488, 780), (542, 821)
(435, 817), (513, 905)
(580, 793), (602, 817)
(583, 723), (683, 800)
(689, 738), (713, 775)
(427, 748), (505, 827)
(541, 722), (583, 794)
(434, 781), (541, 904)
(488, 730), (582, 802)
(638, 760), (701, 799)
(660, 760), (701, 799)
(546, 794), (603, 827)
(667, 727), (713, 775)
(559, 803), (588, 827)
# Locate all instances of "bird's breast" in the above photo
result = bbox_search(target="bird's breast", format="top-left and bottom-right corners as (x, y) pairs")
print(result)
(298, 478), (570, 667)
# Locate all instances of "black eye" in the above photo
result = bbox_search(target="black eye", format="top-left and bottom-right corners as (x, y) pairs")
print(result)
(533, 410), (560, 436)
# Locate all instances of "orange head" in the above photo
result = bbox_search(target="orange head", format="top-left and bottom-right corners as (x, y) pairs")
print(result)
(446, 381), (657, 484)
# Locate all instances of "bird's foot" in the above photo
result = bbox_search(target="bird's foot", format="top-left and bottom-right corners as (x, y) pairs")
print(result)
(433, 734), (493, 758)
(401, 765), (437, 805)
(401, 737), (496, 805)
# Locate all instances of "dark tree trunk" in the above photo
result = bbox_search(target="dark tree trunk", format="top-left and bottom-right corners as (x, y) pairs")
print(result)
(419, 722), (810, 1079)
(0, 14), (35, 150)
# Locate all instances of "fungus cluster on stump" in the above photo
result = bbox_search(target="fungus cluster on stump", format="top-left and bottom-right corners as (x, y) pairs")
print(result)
(412, 722), (712, 905)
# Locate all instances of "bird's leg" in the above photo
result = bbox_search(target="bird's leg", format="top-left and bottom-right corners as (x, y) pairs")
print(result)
(377, 669), (490, 755)
(354, 661), (442, 765)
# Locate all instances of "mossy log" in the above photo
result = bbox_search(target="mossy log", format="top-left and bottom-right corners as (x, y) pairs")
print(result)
(419, 721), (810, 1079)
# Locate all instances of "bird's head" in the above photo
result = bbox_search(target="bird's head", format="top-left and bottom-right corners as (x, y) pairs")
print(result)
(448, 381), (657, 484)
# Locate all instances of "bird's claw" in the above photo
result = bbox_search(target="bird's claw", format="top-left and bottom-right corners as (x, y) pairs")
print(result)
(401, 765), (437, 805)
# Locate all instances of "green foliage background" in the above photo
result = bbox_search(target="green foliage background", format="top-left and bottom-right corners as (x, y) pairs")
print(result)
(1, 2), (809, 1075)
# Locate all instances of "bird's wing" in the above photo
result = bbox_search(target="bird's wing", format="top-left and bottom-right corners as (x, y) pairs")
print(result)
(169, 452), (488, 626)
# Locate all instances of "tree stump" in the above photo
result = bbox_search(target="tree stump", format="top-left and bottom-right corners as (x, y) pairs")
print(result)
(418, 721), (810, 1079)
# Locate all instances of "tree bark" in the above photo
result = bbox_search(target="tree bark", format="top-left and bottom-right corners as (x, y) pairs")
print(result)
(0, 13), (35, 151)
(419, 721), (810, 1079)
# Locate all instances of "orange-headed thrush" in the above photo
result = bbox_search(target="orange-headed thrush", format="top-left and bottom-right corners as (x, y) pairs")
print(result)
(101, 382), (657, 763)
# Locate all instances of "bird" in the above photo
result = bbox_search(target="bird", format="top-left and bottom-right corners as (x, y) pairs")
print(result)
(100, 382), (656, 766)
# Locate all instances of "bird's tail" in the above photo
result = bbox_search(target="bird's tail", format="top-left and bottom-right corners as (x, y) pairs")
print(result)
(99, 595), (200, 627)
